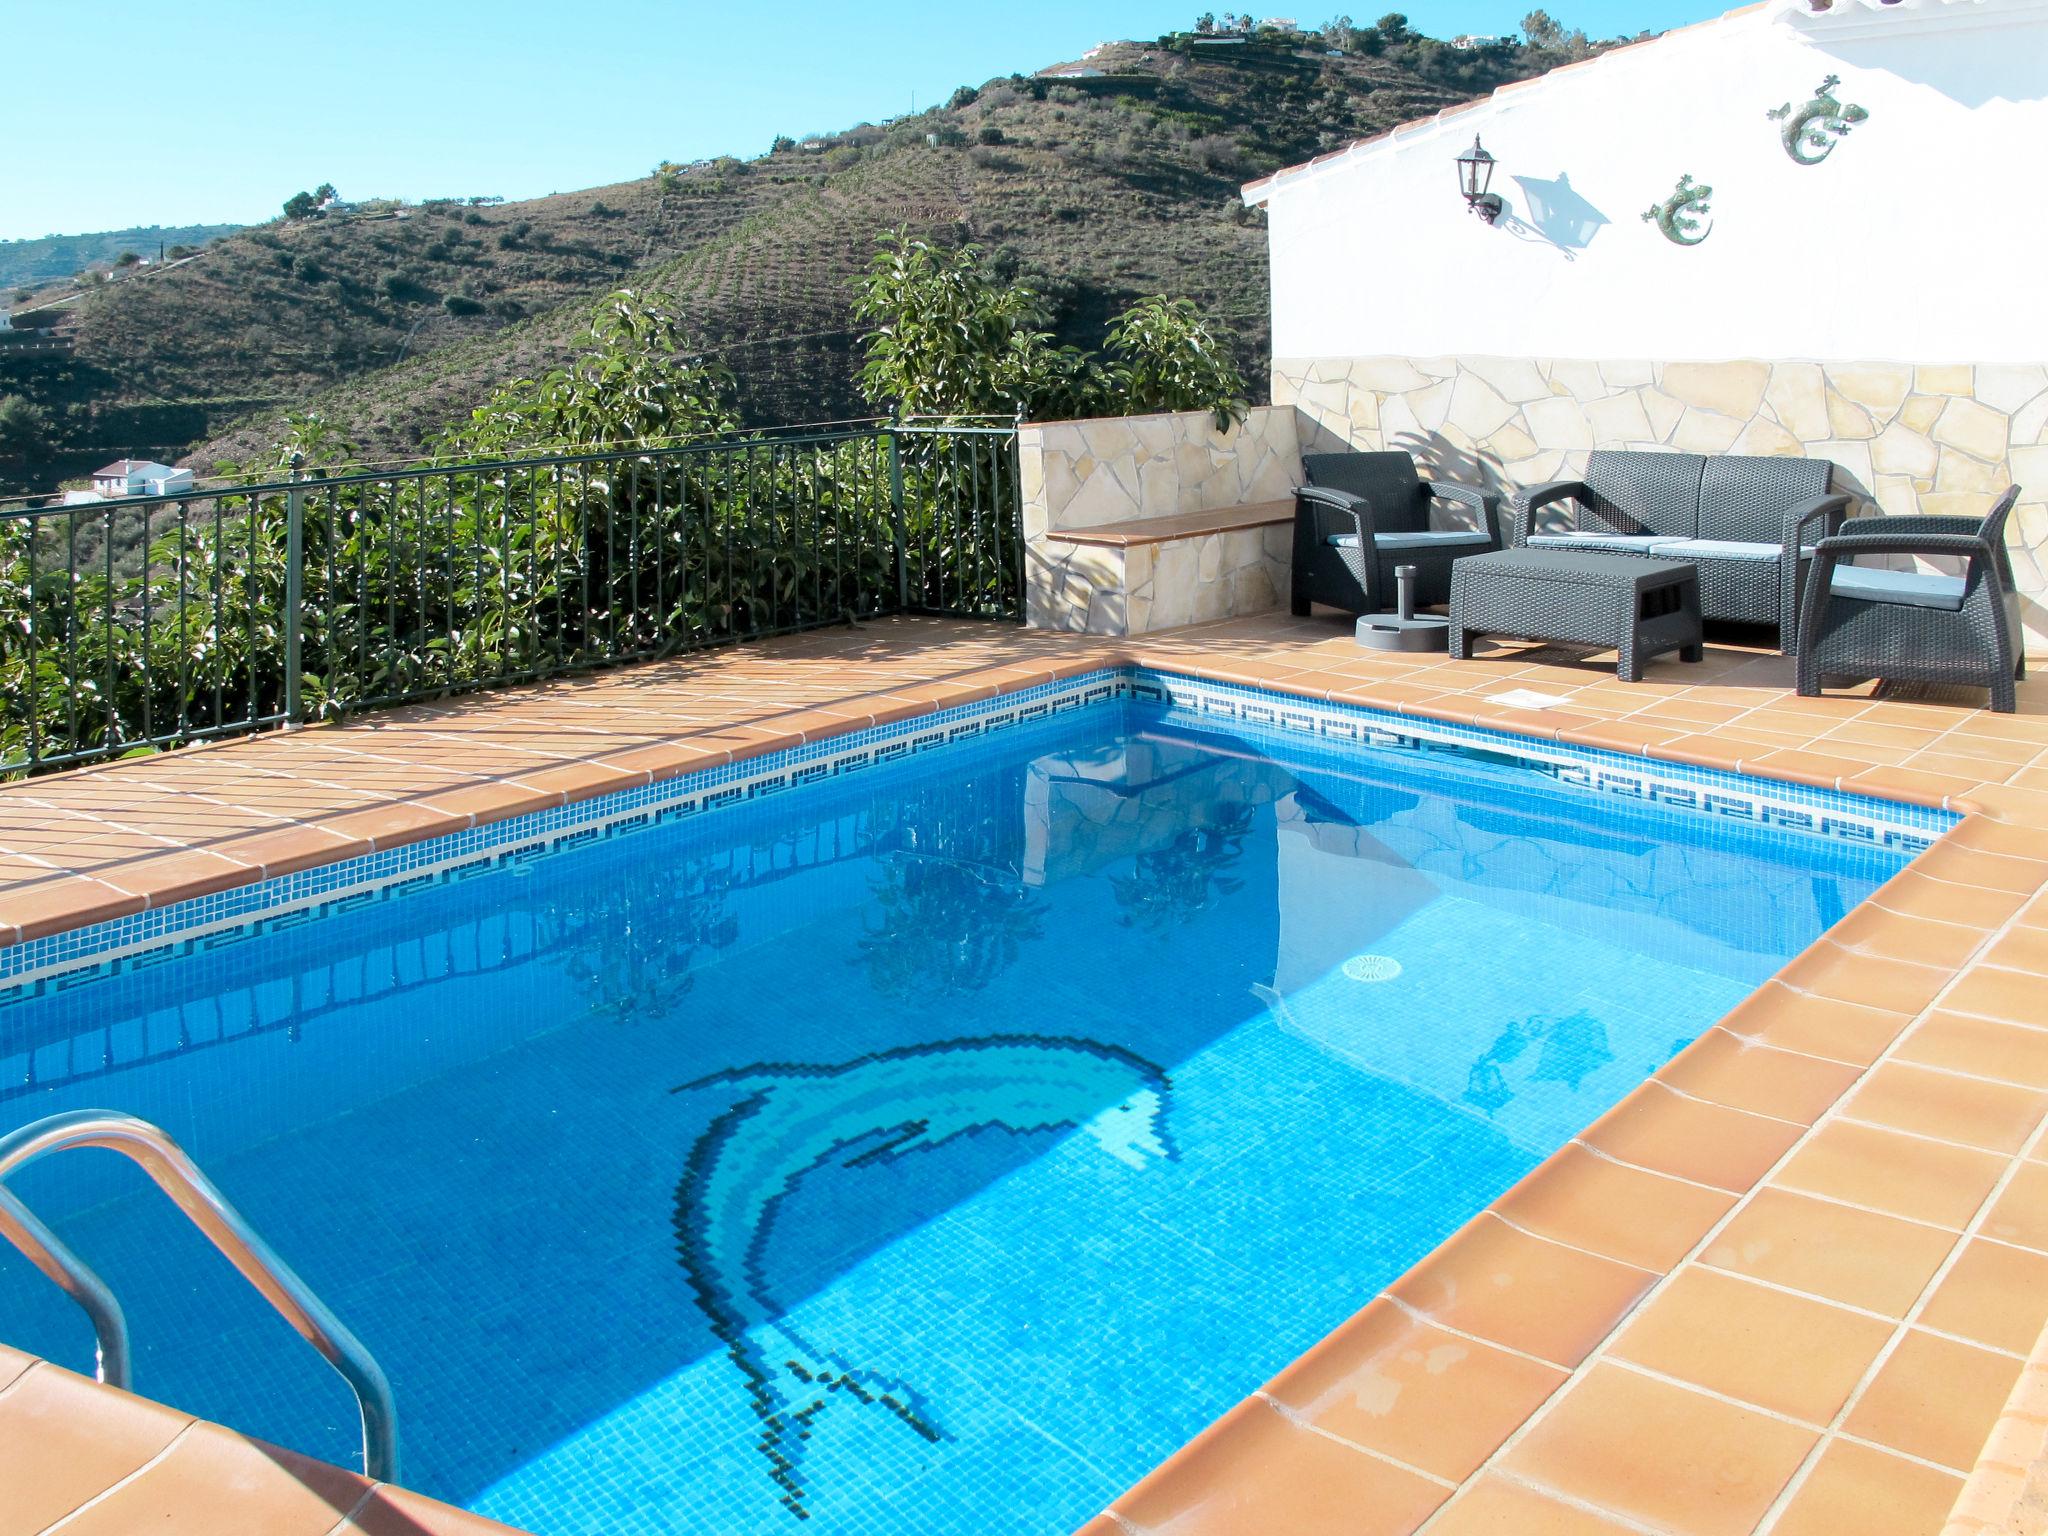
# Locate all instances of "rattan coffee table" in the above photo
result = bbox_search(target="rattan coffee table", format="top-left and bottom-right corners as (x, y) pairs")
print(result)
(1449, 549), (1704, 681)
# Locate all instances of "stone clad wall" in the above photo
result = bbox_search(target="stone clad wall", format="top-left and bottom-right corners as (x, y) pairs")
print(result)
(1274, 355), (2048, 651)
(1022, 407), (1299, 634)
(1020, 406), (1300, 538)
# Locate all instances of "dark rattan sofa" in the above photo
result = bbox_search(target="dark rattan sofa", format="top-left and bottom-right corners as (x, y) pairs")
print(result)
(1512, 450), (1849, 653)
(1291, 451), (1501, 617)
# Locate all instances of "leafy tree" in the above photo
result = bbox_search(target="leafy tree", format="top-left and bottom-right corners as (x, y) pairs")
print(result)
(114, 251), (141, 267)
(1520, 9), (1563, 45)
(770, 135), (796, 153)
(1195, 11), (1217, 31)
(281, 190), (319, 221)
(438, 289), (736, 455)
(1375, 11), (1411, 39)
(947, 85), (979, 109)
(314, 182), (338, 203)
(1320, 14), (1360, 49)
(1103, 296), (1248, 430)
(977, 126), (1005, 145)
(0, 395), (53, 457)
(852, 232), (1104, 421)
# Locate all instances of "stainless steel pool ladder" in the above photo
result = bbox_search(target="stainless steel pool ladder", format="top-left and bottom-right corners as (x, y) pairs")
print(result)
(0, 1109), (399, 1482)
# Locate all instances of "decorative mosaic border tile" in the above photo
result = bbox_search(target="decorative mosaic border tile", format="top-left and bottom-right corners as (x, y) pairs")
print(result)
(0, 666), (1952, 997)
(1126, 669), (1954, 855)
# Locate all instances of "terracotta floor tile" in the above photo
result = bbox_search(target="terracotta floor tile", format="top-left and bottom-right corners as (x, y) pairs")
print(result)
(1773, 1120), (2006, 1230)
(1825, 901), (1990, 972)
(0, 875), (147, 942)
(1916, 1237), (2048, 1354)
(1262, 1300), (1566, 1482)
(1699, 1185), (1957, 1317)
(1942, 964), (2048, 1028)
(1768, 1437), (1965, 1536)
(1608, 1265), (1893, 1423)
(1983, 1161), (2048, 1254)
(1577, 1081), (1805, 1193)
(1844, 764), (1985, 807)
(1716, 983), (1913, 1067)
(1912, 842), (2048, 895)
(1492, 1143), (1736, 1272)
(1842, 1328), (2022, 1471)
(1844, 1060), (2048, 1154)
(0, 1362), (196, 1532)
(53, 1418), (370, 1536)
(1895, 1011), (2048, 1090)
(1656, 1030), (1861, 1125)
(1772, 942), (1953, 1017)
(1867, 871), (2029, 930)
(1386, 1215), (1656, 1368)
(1499, 1363), (1817, 1536)
(1983, 927), (2048, 974)
(1111, 1397), (1448, 1536)
(1424, 1475), (1642, 1534)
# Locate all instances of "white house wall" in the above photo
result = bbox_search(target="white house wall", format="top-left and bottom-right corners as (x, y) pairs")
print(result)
(1253, 0), (2048, 650)
(1258, 1), (2048, 363)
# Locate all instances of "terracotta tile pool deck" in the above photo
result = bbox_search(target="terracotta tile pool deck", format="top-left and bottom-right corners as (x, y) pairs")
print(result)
(6, 612), (2048, 1535)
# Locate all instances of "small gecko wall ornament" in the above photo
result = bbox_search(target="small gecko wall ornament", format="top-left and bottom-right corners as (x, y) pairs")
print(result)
(1641, 174), (1713, 246)
(1766, 75), (1870, 165)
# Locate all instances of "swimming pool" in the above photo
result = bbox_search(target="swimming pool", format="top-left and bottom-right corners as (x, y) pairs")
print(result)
(0, 672), (1939, 1534)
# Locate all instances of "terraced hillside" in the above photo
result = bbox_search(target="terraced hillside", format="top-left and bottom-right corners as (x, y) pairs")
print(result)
(1, 23), (1584, 488)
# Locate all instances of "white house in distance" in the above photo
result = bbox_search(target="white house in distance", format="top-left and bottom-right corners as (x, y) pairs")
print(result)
(1241, 0), (2048, 649)
(88, 459), (195, 497)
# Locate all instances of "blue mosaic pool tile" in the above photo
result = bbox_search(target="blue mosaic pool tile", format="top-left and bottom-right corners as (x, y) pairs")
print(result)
(0, 665), (1952, 997)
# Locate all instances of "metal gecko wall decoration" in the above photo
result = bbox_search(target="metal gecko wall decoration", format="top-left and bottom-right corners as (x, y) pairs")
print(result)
(1642, 174), (1714, 246)
(1767, 74), (1870, 165)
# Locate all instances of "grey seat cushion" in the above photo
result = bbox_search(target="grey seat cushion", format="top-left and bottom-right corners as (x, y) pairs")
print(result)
(1828, 564), (1968, 612)
(1647, 538), (1808, 562)
(1526, 532), (1665, 553)
(1327, 531), (1494, 552)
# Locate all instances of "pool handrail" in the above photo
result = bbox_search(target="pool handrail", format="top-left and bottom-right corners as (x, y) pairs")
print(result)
(0, 1109), (399, 1482)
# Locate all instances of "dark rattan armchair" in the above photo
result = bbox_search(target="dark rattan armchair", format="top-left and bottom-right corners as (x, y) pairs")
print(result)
(1796, 487), (2025, 712)
(1291, 451), (1500, 616)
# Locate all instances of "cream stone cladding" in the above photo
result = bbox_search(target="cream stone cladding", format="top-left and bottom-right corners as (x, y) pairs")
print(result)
(1275, 355), (2048, 653)
(1020, 406), (1300, 539)
(1022, 406), (1299, 635)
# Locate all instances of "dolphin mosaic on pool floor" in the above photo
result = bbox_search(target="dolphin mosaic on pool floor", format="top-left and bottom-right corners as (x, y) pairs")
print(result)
(4, 614), (2048, 1536)
(671, 1034), (1176, 1520)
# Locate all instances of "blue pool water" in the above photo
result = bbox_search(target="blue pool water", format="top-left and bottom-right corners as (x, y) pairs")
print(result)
(0, 693), (1914, 1534)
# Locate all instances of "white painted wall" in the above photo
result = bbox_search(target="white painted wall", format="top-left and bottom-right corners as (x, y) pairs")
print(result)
(1252, 0), (2048, 364)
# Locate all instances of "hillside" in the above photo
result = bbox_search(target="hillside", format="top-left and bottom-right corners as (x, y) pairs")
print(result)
(0, 23), (1584, 490)
(0, 223), (244, 292)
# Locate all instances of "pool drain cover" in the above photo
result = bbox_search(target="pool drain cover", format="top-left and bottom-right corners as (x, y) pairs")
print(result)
(1342, 954), (1403, 983)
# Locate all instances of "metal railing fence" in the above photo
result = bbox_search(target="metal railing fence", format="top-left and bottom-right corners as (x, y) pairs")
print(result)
(0, 422), (1021, 774)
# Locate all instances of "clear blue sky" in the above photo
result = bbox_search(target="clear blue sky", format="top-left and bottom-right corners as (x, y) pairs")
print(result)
(4, 0), (1718, 242)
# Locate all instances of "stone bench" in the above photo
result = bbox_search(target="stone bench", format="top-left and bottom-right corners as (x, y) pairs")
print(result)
(1025, 500), (1294, 635)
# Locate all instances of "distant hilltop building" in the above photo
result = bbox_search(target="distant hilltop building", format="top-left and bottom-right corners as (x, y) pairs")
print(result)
(1039, 63), (1106, 78)
(1450, 33), (1500, 47)
(88, 459), (194, 498)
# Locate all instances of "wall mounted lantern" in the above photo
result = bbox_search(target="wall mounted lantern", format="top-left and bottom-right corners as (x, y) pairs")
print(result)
(1456, 135), (1504, 223)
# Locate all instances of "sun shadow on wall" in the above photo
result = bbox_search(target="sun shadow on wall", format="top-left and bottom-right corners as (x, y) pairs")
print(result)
(1501, 173), (1611, 260)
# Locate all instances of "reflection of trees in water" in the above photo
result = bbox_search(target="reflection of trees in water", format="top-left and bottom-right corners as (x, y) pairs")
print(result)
(855, 770), (1040, 999)
(857, 855), (1045, 998)
(1462, 1009), (1614, 1113)
(563, 860), (741, 1021)
(1112, 801), (1254, 934)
